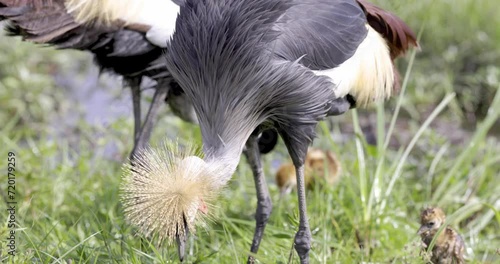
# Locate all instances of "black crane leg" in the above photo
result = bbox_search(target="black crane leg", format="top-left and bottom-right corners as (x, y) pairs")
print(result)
(245, 133), (272, 264)
(128, 77), (142, 145)
(129, 83), (169, 160)
(291, 162), (311, 264)
(281, 127), (314, 264)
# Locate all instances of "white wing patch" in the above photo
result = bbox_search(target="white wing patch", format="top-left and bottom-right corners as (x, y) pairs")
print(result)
(66, 0), (179, 48)
(140, 0), (179, 47)
(313, 25), (394, 107)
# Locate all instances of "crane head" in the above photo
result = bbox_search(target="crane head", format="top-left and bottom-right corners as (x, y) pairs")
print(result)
(418, 207), (446, 238)
(120, 141), (220, 261)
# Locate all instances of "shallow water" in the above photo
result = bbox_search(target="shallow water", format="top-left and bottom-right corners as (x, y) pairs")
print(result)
(48, 58), (133, 158)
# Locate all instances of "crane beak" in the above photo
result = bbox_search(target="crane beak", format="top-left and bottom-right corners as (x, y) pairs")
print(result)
(176, 198), (207, 262)
(176, 217), (190, 262)
(176, 233), (187, 262)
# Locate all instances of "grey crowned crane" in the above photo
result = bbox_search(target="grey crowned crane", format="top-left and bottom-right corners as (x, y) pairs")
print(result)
(121, 0), (418, 263)
(0, 0), (195, 159)
(121, 0), (419, 263)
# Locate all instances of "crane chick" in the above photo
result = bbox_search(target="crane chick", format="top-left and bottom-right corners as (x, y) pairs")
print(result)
(276, 148), (341, 194)
(418, 207), (466, 264)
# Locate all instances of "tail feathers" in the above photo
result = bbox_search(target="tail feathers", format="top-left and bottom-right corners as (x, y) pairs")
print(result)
(356, 0), (419, 59)
(0, 0), (82, 43)
(0, 0), (129, 49)
(0, 0), (52, 9)
(0, 5), (27, 17)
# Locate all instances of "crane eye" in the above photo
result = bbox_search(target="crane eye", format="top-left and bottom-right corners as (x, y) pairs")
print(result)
(428, 221), (435, 227)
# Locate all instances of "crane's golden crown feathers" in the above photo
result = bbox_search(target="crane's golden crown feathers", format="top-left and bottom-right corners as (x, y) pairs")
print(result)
(120, 141), (218, 243)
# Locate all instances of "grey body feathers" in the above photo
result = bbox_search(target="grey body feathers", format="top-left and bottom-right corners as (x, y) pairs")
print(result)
(273, 0), (367, 70)
(166, 0), (352, 161)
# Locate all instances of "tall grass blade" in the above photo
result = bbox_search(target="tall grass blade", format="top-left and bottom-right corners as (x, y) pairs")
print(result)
(381, 93), (456, 211)
(432, 86), (500, 204)
(383, 25), (423, 151)
(351, 110), (368, 221)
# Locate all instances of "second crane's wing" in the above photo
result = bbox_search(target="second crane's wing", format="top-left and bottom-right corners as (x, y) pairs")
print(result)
(1, 0), (94, 46)
(0, 0), (154, 56)
(0, 0), (164, 76)
(273, 0), (368, 71)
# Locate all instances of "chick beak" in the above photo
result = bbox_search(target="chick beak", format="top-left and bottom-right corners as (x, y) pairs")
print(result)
(417, 226), (428, 235)
(176, 217), (189, 262)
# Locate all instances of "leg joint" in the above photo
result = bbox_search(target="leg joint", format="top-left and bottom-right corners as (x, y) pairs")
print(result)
(256, 197), (273, 224)
(294, 226), (311, 259)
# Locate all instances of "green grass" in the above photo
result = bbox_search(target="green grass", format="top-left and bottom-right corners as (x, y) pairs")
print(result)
(1, 0), (500, 263)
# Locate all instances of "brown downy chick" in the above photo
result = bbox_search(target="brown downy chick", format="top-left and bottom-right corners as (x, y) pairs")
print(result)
(418, 207), (465, 264)
(275, 148), (341, 194)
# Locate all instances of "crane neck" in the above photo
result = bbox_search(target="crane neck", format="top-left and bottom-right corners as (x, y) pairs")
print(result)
(202, 135), (249, 189)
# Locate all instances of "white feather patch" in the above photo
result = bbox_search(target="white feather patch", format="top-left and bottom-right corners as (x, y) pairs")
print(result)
(65, 0), (179, 47)
(139, 0), (179, 47)
(313, 25), (394, 107)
